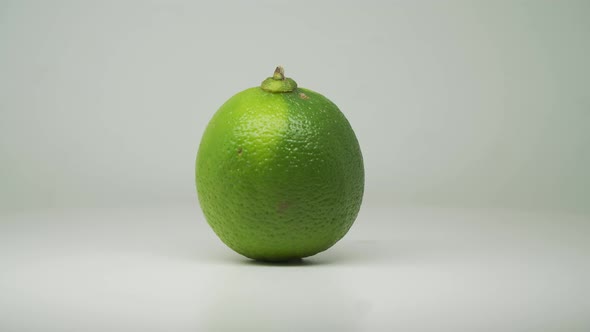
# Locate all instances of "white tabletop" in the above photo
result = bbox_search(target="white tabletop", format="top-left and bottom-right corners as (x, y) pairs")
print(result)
(1, 206), (588, 331)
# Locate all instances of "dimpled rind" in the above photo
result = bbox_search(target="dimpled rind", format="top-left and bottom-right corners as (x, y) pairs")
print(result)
(196, 86), (364, 261)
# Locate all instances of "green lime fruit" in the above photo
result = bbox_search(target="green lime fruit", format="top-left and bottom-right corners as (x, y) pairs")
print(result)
(196, 66), (364, 261)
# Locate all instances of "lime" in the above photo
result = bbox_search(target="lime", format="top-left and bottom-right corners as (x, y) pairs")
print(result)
(196, 67), (364, 261)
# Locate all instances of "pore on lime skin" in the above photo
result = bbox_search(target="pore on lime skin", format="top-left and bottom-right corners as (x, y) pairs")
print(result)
(196, 67), (364, 261)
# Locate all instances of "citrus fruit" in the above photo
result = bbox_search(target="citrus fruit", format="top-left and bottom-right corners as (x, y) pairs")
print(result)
(196, 66), (364, 261)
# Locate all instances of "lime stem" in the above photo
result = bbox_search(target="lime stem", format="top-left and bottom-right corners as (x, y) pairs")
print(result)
(261, 66), (298, 93)
(273, 66), (285, 80)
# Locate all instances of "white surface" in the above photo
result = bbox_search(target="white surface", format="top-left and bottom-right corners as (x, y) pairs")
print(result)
(1, 207), (588, 331)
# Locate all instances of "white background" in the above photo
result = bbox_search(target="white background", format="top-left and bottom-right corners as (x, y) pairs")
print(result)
(1, 1), (589, 331)
(2, 0), (589, 212)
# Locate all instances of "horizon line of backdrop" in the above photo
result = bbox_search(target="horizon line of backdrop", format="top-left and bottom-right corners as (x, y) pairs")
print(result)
(1, 0), (589, 214)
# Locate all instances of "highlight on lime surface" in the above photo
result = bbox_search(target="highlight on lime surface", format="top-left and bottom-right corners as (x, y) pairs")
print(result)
(196, 66), (364, 261)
